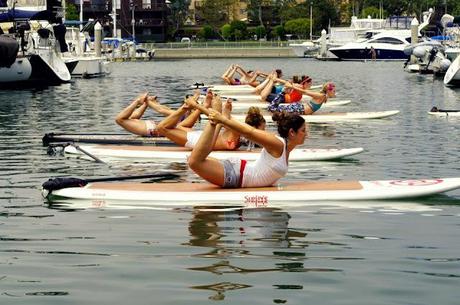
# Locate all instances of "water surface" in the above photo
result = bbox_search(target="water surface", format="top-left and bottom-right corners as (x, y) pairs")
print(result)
(0, 58), (460, 304)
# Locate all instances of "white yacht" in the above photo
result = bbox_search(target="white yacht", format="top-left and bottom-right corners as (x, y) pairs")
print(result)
(328, 30), (412, 61)
(63, 26), (111, 78)
(290, 16), (386, 58)
(328, 10), (434, 61)
(0, 20), (71, 87)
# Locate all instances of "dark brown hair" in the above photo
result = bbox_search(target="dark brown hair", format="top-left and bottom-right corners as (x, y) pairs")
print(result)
(271, 111), (305, 138)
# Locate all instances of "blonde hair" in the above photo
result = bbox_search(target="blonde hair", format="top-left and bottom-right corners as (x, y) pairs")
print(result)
(321, 82), (335, 94)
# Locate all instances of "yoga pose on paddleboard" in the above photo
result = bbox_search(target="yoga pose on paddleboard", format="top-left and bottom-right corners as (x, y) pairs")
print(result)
(156, 92), (266, 150)
(257, 71), (336, 115)
(185, 96), (306, 188)
(115, 91), (204, 137)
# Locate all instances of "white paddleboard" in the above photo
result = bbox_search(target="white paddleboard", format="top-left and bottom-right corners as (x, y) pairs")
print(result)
(200, 93), (351, 105)
(227, 99), (352, 111)
(45, 178), (460, 206)
(64, 145), (364, 162)
(214, 110), (400, 123)
(428, 110), (460, 117)
(193, 84), (322, 94)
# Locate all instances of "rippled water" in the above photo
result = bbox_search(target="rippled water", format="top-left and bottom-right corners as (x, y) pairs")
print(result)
(1, 58), (460, 304)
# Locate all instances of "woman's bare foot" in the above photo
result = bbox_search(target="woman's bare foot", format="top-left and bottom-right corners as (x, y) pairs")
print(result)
(184, 95), (199, 109)
(211, 94), (222, 113)
(222, 98), (232, 119)
(146, 95), (158, 107)
(202, 90), (213, 108)
(134, 92), (148, 106)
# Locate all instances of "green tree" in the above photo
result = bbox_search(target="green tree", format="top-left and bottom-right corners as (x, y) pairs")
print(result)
(200, 0), (229, 31)
(254, 25), (266, 39)
(230, 20), (247, 40)
(273, 24), (285, 40)
(247, 0), (264, 26)
(197, 25), (215, 40)
(65, 0), (79, 20)
(167, 0), (191, 38)
(221, 23), (232, 40)
(284, 18), (310, 39)
(360, 6), (385, 18)
(234, 29), (243, 41)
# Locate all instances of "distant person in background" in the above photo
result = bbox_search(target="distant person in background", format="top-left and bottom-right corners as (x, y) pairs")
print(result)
(255, 71), (313, 104)
(221, 64), (260, 86)
(370, 46), (377, 61)
(268, 80), (337, 115)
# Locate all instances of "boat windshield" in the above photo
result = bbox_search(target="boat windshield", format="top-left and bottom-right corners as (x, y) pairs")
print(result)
(369, 37), (406, 44)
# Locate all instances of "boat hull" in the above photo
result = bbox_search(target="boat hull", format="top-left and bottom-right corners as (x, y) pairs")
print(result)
(0, 56), (32, 83)
(444, 53), (460, 86)
(329, 46), (409, 61)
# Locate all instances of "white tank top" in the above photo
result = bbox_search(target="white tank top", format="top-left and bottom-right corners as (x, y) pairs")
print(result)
(241, 136), (288, 187)
(184, 130), (203, 148)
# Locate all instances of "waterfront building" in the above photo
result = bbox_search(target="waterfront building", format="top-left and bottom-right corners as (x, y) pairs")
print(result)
(72, 0), (168, 42)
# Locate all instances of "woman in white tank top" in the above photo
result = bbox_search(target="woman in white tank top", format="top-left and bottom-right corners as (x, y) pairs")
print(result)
(186, 96), (307, 188)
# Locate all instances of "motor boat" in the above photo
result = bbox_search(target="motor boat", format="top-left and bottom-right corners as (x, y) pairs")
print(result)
(328, 30), (413, 61)
(0, 20), (71, 87)
(328, 9), (435, 61)
(0, 0), (71, 87)
(403, 40), (451, 74)
(289, 41), (320, 57)
(63, 26), (111, 78)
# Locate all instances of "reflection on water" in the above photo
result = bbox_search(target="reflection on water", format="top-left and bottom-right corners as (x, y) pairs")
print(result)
(186, 207), (343, 301)
(187, 208), (296, 249)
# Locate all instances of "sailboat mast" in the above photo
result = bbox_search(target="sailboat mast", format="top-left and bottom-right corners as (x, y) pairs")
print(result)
(113, 0), (117, 38)
(79, 0), (83, 29)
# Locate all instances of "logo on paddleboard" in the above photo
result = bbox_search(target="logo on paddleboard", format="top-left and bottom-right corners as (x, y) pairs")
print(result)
(244, 195), (268, 207)
(389, 179), (443, 186)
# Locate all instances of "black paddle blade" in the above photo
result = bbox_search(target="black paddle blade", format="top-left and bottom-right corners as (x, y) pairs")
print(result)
(42, 177), (88, 191)
(42, 173), (181, 192)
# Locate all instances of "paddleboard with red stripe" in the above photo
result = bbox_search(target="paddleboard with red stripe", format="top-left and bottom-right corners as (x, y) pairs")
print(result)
(44, 178), (460, 207)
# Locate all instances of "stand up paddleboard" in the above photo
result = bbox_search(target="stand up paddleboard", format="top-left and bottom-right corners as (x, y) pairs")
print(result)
(428, 109), (460, 117)
(64, 145), (364, 162)
(200, 98), (352, 110)
(43, 178), (460, 206)
(213, 110), (400, 123)
(191, 84), (322, 94)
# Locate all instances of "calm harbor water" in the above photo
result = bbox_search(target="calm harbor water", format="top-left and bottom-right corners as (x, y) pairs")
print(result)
(1, 58), (460, 304)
